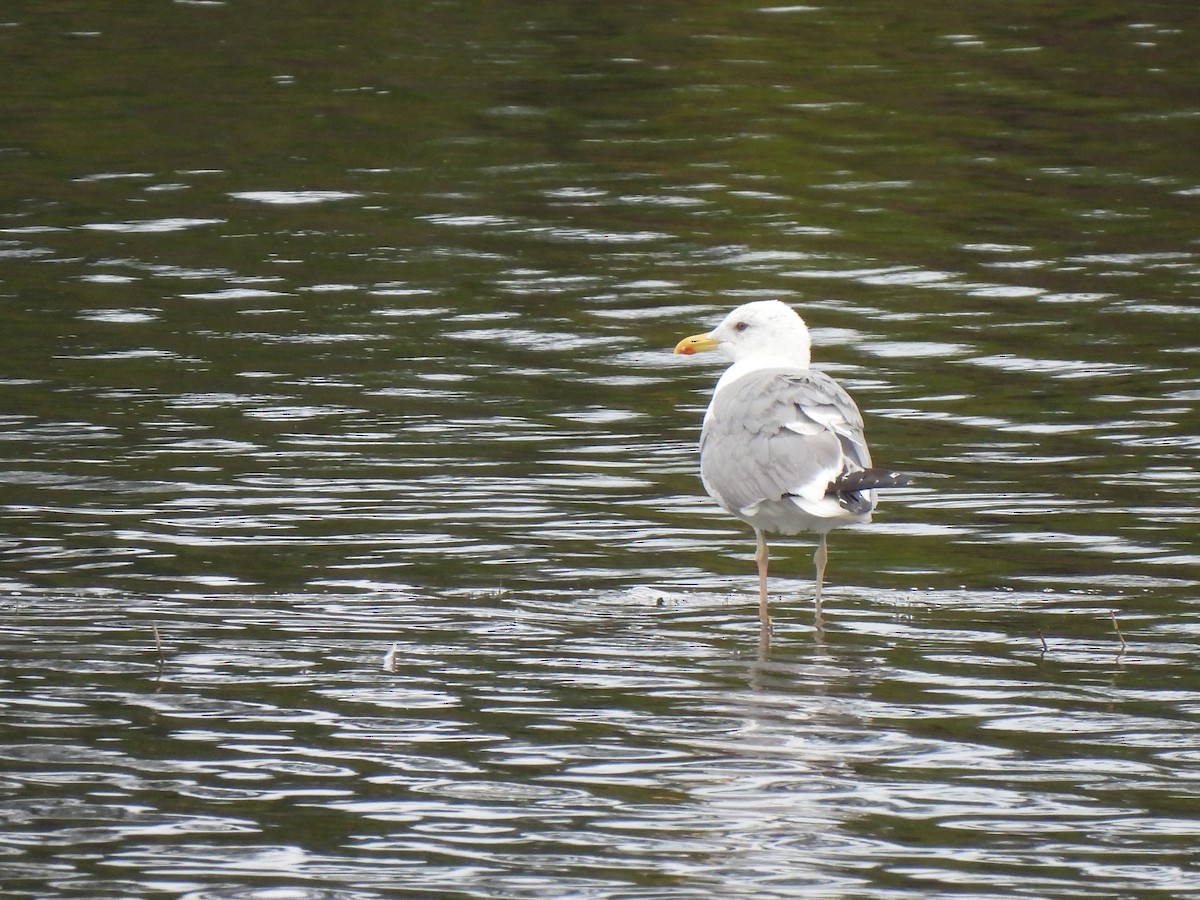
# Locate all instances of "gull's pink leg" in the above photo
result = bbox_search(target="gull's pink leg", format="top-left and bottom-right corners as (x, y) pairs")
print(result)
(813, 533), (828, 615)
(754, 528), (771, 628)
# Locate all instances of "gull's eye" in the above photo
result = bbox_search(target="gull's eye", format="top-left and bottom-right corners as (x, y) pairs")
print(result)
(733, 321), (750, 332)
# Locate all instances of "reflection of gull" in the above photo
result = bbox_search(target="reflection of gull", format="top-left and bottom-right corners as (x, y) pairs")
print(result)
(675, 300), (910, 628)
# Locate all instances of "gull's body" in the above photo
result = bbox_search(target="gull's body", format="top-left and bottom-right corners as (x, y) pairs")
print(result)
(675, 300), (909, 626)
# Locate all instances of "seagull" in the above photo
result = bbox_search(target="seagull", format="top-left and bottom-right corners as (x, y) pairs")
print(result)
(674, 299), (910, 627)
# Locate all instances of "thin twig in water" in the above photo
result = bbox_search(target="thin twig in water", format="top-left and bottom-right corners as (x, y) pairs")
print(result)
(1110, 610), (1128, 654)
(152, 622), (165, 669)
(1037, 630), (1048, 654)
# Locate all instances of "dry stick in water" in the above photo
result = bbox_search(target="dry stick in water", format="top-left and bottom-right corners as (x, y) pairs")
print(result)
(152, 623), (165, 669)
(1111, 610), (1128, 653)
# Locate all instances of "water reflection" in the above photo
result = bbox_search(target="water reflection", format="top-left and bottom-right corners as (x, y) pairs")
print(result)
(5, 585), (1199, 896)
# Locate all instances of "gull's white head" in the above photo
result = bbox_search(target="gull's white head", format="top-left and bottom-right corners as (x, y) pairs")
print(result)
(674, 299), (812, 368)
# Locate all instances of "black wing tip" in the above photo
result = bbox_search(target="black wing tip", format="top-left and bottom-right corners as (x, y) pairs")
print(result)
(881, 470), (915, 489)
(828, 468), (915, 494)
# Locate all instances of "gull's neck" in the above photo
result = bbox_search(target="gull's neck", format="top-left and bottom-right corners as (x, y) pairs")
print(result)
(713, 354), (809, 395)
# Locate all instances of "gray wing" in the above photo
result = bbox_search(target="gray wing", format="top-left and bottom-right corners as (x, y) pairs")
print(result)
(699, 367), (871, 516)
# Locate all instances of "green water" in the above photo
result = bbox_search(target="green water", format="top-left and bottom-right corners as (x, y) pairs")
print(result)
(1, 1), (1198, 897)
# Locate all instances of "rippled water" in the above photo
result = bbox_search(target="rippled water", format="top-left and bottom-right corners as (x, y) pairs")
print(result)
(2, 1), (1199, 897)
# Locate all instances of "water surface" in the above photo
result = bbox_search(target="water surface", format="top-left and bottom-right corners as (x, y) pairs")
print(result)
(1, 1), (1198, 897)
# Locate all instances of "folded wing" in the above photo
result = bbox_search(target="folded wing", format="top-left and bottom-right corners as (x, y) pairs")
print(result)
(699, 367), (874, 519)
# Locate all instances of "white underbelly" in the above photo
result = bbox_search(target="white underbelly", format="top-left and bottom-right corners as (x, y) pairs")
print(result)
(718, 492), (875, 536)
